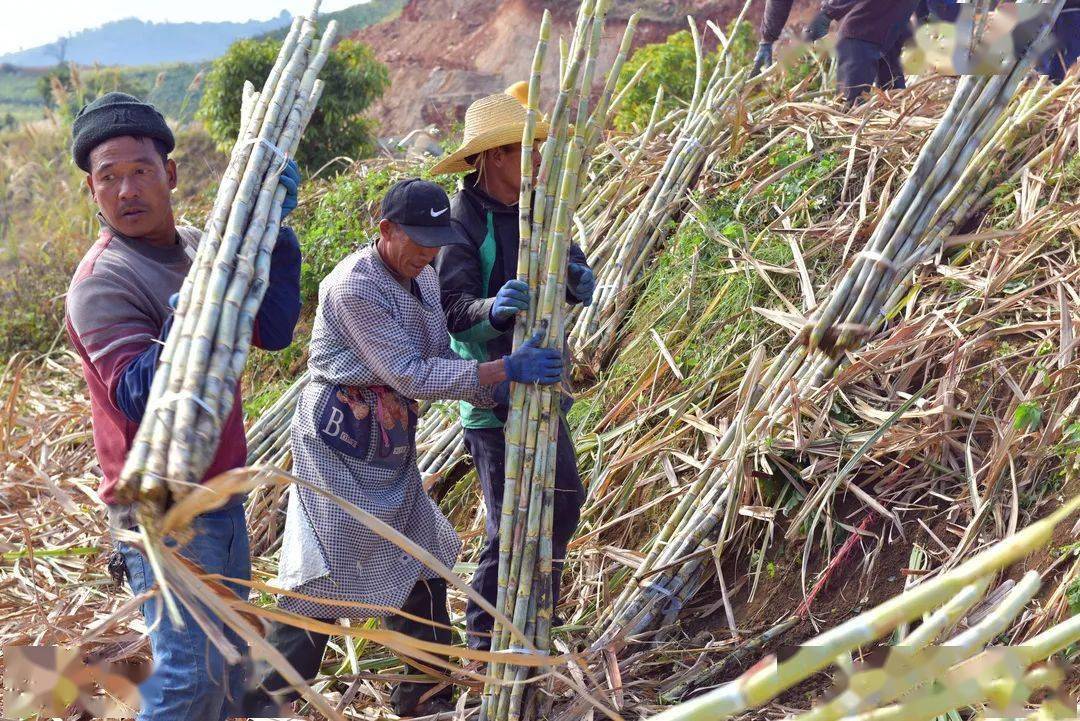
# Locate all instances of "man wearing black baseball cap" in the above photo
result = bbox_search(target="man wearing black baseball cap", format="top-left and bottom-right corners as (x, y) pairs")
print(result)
(246, 179), (563, 717)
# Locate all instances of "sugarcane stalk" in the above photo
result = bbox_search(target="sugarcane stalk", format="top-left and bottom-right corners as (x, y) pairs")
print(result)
(644, 497), (1078, 721)
(118, 3), (331, 516)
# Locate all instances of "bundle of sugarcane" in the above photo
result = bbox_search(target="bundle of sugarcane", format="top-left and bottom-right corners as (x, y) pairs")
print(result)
(645, 495), (1080, 721)
(114, 4), (336, 516)
(569, 7), (754, 360)
(590, 0), (1067, 651)
(482, 3), (636, 719)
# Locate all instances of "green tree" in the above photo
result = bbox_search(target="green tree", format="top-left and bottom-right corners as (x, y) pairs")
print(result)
(613, 30), (717, 133)
(198, 37), (389, 172)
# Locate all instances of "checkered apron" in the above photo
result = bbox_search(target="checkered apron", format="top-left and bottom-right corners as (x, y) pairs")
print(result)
(276, 245), (494, 618)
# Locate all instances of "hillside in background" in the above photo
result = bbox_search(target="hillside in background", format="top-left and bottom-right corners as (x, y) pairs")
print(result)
(0, 13), (292, 68)
(0, 1), (403, 124)
(353, 0), (816, 136)
(0, 62), (207, 124)
(260, 0), (405, 41)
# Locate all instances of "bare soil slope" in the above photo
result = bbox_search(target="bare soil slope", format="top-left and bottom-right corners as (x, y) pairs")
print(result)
(355, 0), (814, 136)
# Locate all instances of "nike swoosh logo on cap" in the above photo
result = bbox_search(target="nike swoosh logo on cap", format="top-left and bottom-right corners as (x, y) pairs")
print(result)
(430, 207), (449, 218)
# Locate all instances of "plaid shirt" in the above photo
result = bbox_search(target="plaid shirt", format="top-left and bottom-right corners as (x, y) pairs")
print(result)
(277, 244), (495, 618)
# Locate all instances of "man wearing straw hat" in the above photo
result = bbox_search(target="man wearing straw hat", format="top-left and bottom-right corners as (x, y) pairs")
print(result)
(245, 178), (564, 717)
(64, 92), (303, 720)
(431, 85), (594, 652)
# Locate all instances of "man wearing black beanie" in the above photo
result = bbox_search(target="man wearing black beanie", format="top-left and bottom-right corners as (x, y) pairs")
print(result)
(65, 92), (303, 721)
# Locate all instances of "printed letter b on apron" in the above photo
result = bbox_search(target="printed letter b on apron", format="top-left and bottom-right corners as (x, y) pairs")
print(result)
(317, 385), (416, 469)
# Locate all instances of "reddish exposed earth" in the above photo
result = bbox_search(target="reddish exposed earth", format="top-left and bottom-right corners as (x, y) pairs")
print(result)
(354, 0), (817, 136)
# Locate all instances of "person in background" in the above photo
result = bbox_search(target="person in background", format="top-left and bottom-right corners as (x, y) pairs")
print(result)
(753, 0), (920, 105)
(925, 0), (1080, 83)
(65, 92), (302, 721)
(431, 84), (593, 653)
(245, 179), (563, 718)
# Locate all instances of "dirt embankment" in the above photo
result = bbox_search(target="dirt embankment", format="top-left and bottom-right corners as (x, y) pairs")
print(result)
(354, 0), (815, 137)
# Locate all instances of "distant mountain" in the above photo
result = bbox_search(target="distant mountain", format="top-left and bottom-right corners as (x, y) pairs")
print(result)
(0, 12), (293, 68)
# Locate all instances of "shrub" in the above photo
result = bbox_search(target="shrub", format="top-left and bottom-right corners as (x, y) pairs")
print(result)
(37, 64), (150, 120)
(613, 30), (717, 132)
(613, 22), (757, 133)
(198, 38), (389, 173)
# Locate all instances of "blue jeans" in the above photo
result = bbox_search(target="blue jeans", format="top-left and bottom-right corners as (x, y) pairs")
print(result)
(116, 503), (252, 721)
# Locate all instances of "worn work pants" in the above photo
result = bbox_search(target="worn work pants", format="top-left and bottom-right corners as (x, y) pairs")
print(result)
(462, 422), (586, 650)
(837, 35), (907, 105)
(242, 579), (452, 715)
(115, 503), (252, 721)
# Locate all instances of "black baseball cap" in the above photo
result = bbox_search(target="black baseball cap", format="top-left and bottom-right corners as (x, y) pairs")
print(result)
(381, 178), (468, 248)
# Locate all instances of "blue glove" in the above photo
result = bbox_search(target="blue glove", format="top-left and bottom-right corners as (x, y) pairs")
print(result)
(279, 159), (301, 221)
(503, 332), (563, 385)
(804, 11), (831, 42)
(566, 263), (595, 307)
(751, 42), (774, 77)
(491, 279), (530, 324)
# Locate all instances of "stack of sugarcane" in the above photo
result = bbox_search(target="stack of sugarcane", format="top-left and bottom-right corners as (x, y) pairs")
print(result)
(113, 4), (335, 516)
(570, 7), (753, 359)
(483, 2), (636, 719)
(415, 405), (467, 482)
(246, 372), (311, 470)
(646, 495), (1080, 721)
(244, 372), (309, 555)
(591, 0), (1066, 651)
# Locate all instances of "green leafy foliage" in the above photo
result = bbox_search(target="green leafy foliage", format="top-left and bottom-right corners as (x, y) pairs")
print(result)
(612, 22), (756, 133)
(1013, 401), (1043, 432)
(614, 31), (715, 132)
(124, 63), (208, 123)
(0, 65), (47, 122)
(198, 38), (389, 173)
(38, 65), (149, 120)
(761, 136), (841, 211)
(2, 62), (205, 124)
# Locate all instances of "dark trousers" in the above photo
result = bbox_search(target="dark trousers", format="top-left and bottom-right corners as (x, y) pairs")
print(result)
(462, 423), (586, 650)
(837, 35), (907, 106)
(242, 579), (452, 716)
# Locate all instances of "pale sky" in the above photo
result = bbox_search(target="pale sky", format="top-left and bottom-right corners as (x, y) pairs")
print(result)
(1, 1), (362, 56)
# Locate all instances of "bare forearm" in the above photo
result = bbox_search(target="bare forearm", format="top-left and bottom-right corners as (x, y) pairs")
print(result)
(478, 358), (508, 386)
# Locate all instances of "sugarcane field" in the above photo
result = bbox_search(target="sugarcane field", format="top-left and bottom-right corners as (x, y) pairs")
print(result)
(1, 0), (1080, 719)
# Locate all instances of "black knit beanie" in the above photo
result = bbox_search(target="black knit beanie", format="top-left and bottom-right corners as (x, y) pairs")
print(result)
(71, 92), (175, 172)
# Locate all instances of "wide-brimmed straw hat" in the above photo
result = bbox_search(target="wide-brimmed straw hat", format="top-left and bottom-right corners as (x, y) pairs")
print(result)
(430, 83), (550, 175)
